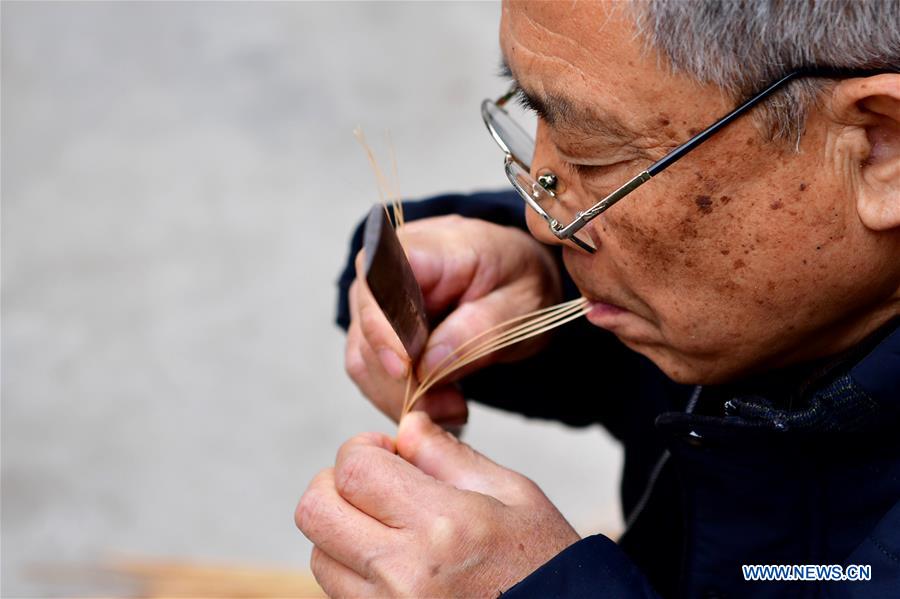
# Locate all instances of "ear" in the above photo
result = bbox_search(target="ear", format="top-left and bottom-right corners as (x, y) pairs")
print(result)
(830, 74), (900, 232)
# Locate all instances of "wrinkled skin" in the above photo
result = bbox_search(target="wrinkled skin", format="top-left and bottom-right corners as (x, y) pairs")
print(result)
(506, 2), (900, 383)
(301, 1), (900, 596)
(296, 413), (579, 597)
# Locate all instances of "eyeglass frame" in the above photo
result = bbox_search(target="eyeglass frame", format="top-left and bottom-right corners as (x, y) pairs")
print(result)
(482, 67), (894, 254)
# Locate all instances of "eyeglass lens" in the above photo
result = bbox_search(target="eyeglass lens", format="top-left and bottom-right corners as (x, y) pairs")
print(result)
(484, 101), (597, 251)
(505, 160), (597, 250)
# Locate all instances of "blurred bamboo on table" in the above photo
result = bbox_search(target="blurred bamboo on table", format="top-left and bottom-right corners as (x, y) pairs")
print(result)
(111, 559), (325, 598)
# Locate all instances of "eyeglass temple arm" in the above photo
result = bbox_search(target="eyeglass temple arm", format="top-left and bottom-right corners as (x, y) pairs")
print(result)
(646, 71), (800, 177)
(559, 68), (891, 238)
(646, 67), (894, 177)
(562, 72), (799, 238)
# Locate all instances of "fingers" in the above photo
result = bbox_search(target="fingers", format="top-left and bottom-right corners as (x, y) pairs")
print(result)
(402, 241), (478, 316)
(333, 431), (450, 529)
(417, 279), (547, 382)
(345, 277), (411, 422)
(310, 546), (373, 598)
(347, 257), (468, 425)
(347, 216), (560, 423)
(295, 467), (392, 576)
(397, 412), (536, 505)
(351, 256), (410, 379)
(416, 294), (507, 381)
(413, 384), (468, 427)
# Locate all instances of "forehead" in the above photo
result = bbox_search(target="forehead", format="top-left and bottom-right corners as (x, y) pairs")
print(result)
(501, 1), (640, 85)
(499, 0), (724, 133)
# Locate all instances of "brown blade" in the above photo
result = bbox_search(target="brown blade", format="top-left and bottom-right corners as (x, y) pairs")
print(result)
(363, 205), (429, 363)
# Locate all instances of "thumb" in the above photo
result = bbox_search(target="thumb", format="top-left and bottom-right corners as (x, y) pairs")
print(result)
(417, 290), (530, 383)
(396, 412), (524, 502)
(413, 384), (468, 428)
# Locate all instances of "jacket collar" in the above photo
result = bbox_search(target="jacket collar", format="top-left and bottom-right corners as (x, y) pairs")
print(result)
(661, 320), (900, 435)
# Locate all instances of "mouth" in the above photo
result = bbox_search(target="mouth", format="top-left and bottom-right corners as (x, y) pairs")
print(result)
(584, 297), (629, 326)
(562, 248), (650, 336)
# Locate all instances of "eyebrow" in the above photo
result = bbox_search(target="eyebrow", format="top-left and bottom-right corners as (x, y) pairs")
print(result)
(499, 58), (635, 143)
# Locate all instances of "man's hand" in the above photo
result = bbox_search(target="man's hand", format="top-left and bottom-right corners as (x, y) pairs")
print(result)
(346, 215), (563, 424)
(295, 412), (580, 597)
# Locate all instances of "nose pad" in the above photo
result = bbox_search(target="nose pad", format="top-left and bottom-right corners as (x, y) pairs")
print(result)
(526, 119), (592, 250)
(536, 170), (563, 195)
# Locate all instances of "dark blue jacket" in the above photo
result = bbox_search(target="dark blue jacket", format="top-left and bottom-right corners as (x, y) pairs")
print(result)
(336, 190), (900, 599)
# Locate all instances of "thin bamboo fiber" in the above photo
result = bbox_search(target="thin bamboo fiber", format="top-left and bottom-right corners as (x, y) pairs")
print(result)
(54, 138), (591, 599)
(355, 131), (589, 419)
(354, 128), (405, 229)
(403, 298), (589, 414)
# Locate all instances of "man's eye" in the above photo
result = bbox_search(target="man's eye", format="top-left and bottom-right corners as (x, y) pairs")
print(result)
(569, 162), (612, 178)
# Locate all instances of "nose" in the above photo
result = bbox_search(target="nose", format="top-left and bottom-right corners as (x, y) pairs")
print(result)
(525, 118), (568, 247)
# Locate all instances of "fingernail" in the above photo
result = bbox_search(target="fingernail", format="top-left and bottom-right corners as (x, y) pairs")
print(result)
(422, 343), (452, 375)
(378, 348), (407, 379)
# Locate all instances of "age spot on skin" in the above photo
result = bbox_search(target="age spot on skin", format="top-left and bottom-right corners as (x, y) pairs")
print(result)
(430, 564), (441, 577)
(695, 195), (714, 215)
(720, 195), (732, 205)
(733, 259), (747, 269)
(769, 199), (784, 210)
(679, 221), (699, 240)
(799, 182), (807, 192)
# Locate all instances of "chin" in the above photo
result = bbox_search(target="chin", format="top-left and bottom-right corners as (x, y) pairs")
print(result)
(617, 340), (736, 386)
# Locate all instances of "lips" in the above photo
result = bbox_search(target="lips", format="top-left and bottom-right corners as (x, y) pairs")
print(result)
(586, 299), (626, 315)
(562, 248), (638, 326)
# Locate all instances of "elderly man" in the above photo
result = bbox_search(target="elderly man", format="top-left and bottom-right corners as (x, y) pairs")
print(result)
(297, 1), (899, 596)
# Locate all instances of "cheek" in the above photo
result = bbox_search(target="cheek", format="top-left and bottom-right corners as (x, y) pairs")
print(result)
(596, 171), (851, 341)
(595, 172), (739, 279)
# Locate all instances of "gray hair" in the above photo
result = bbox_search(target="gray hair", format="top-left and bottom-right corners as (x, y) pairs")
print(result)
(632, 0), (900, 146)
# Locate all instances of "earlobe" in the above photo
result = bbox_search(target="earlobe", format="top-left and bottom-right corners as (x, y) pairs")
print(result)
(831, 74), (900, 232)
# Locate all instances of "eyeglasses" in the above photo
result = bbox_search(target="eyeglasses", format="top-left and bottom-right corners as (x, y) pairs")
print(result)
(481, 67), (891, 253)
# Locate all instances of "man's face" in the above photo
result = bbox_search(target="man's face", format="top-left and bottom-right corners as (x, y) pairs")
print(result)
(501, 0), (898, 383)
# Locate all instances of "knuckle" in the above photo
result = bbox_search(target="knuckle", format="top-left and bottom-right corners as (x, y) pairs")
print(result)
(464, 513), (495, 549)
(455, 302), (495, 335)
(309, 547), (331, 589)
(510, 473), (542, 501)
(344, 345), (368, 382)
(371, 556), (414, 596)
(295, 488), (324, 533)
(358, 305), (388, 344)
(366, 553), (390, 582)
(334, 447), (376, 501)
(309, 546), (323, 574)
(295, 469), (334, 533)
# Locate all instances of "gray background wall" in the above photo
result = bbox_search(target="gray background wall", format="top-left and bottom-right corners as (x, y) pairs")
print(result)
(1, 2), (622, 596)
